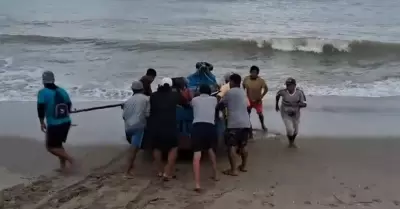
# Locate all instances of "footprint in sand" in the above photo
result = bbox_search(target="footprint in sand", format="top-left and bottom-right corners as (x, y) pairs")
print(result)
(393, 200), (400, 206)
(237, 199), (252, 206)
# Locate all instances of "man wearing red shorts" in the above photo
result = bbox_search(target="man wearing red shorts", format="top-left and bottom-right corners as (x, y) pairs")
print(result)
(243, 66), (268, 135)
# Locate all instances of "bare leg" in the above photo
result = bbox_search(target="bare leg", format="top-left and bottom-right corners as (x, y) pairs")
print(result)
(153, 149), (163, 176)
(193, 151), (202, 190)
(47, 148), (75, 167)
(247, 108), (254, 139)
(127, 146), (139, 175)
(258, 113), (267, 131)
(238, 146), (248, 172)
(223, 146), (238, 176)
(164, 147), (178, 179)
(208, 148), (219, 180)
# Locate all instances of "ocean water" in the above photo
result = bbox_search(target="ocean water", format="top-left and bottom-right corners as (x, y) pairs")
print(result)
(1, 0), (400, 101)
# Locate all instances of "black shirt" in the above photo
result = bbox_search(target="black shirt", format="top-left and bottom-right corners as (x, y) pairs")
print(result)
(148, 89), (182, 133)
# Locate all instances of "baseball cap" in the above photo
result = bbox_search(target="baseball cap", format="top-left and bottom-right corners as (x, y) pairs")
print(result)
(160, 77), (173, 86)
(285, 77), (296, 85)
(131, 80), (143, 90)
(42, 71), (55, 84)
(223, 72), (233, 82)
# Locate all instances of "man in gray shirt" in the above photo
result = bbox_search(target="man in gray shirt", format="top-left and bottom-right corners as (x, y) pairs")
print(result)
(219, 73), (251, 176)
(275, 77), (307, 148)
(123, 81), (150, 175)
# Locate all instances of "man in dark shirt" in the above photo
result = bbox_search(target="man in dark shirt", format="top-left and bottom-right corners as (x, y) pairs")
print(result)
(140, 68), (157, 96)
(148, 77), (182, 180)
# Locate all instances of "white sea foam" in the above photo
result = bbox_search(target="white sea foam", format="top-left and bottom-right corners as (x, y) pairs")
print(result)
(1, 56), (400, 101)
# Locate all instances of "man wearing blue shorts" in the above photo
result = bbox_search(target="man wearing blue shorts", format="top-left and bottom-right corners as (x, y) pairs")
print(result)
(37, 71), (75, 173)
(123, 81), (150, 175)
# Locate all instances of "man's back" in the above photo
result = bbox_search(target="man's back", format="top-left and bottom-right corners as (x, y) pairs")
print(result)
(191, 94), (217, 125)
(148, 90), (180, 131)
(123, 93), (150, 130)
(37, 87), (71, 126)
(140, 75), (153, 96)
(221, 88), (251, 129)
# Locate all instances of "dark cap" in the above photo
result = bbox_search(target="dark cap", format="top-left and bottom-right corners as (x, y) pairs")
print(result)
(42, 71), (55, 84)
(285, 77), (296, 85)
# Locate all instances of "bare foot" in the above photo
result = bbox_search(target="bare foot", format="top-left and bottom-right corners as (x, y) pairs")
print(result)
(210, 175), (220, 181)
(126, 170), (135, 176)
(194, 187), (203, 193)
(222, 169), (238, 176)
(53, 168), (64, 173)
(238, 165), (248, 172)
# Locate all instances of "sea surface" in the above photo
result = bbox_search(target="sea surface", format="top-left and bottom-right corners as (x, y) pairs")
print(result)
(0, 0), (400, 101)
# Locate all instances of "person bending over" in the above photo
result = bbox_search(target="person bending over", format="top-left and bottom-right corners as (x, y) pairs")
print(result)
(37, 71), (75, 173)
(275, 77), (307, 148)
(243, 66), (268, 136)
(148, 77), (182, 180)
(218, 73), (251, 176)
(191, 84), (219, 192)
(123, 81), (150, 175)
(140, 68), (157, 96)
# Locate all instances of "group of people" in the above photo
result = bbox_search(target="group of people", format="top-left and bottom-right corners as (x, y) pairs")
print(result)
(36, 64), (307, 192)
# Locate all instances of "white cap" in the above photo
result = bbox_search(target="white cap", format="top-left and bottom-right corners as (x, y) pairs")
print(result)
(160, 77), (173, 86)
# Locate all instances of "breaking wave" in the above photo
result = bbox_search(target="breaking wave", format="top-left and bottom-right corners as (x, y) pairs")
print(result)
(1, 34), (400, 57)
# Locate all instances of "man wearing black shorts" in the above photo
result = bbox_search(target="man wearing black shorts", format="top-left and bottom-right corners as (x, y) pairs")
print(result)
(37, 71), (75, 173)
(190, 84), (219, 191)
(148, 77), (182, 180)
(218, 73), (252, 176)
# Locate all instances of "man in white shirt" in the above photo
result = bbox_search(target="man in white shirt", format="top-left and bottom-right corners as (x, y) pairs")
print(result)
(191, 84), (219, 192)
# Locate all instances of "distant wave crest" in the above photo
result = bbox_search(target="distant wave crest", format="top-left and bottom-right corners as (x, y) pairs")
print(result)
(1, 34), (400, 57)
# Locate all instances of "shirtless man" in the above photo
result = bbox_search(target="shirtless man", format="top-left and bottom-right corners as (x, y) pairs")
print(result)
(275, 78), (307, 148)
(243, 66), (268, 134)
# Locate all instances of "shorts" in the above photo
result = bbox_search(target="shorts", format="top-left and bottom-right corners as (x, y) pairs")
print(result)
(224, 128), (250, 148)
(151, 131), (178, 152)
(191, 122), (217, 152)
(281, 110), (300, 136)
(248, 100), (263, 114)
(126, 128), (145, 148)
(46, 122), (71, 148)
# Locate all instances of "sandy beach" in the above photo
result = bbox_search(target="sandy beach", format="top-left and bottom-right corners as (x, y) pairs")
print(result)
(2, 135), (400, 209)
(1, 100), (400, 209)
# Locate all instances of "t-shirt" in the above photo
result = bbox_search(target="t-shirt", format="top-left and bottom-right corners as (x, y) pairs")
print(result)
(140, 75), (153, 96)
(217, 83), (230, 98)
(123, 93), (150, 131)
(276, 88), (306, 113)
(148, 90), (181, 133)
(220, 88), (251, 129)
(37, 87), (72, 126)
(191, 94), (218, 125)
(243, 76), (268, 101)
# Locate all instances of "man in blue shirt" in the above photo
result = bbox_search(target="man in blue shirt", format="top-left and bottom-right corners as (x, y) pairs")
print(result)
(37, 71), (75, 173)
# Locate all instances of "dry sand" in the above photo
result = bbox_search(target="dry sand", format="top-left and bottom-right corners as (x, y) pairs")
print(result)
(2, 135), (400, 209)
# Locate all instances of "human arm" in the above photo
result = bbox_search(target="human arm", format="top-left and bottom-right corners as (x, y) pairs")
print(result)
(275, 90), (281, 112)
(261, 79), (268, 99)
(298, 89), (307, 108)
(37, 91), (47, 132)
(145, 97), (150, 117)
(64, 90), (72, 112)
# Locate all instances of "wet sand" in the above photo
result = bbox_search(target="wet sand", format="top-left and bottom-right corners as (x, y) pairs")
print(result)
(2, 136), (400, 209)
